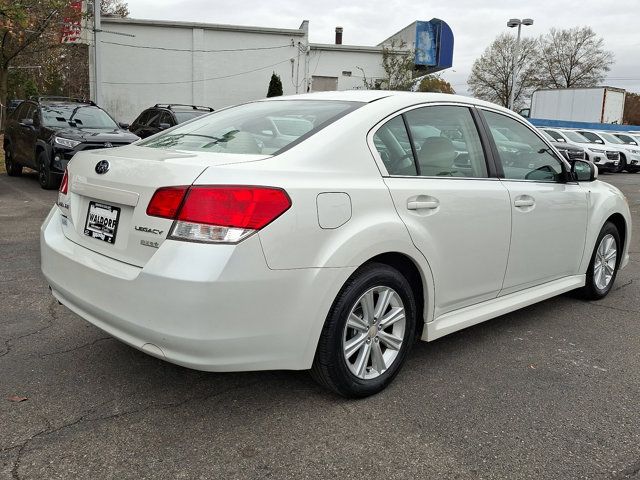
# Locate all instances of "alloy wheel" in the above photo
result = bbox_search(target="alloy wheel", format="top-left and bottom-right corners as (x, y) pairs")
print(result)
(594, 233), (617, 290)
(342, 286), (406, 380)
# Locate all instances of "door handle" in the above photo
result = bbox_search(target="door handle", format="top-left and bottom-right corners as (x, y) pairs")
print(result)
(514, 196), (535, 208)
(407, 200), (439, 210)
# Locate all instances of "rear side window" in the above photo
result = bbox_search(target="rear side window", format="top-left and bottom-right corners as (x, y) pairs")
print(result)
(372, 116), (417, 176)
(140, 100), (362, 155)
(404, 106), (488, 178)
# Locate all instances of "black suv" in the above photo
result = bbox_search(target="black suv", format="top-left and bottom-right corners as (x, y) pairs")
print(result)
(3, 97), (139, 189)
(129, 104), (214, 139)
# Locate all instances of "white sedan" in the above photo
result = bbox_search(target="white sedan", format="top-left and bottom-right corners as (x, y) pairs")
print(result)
(41, 91), (632, 397)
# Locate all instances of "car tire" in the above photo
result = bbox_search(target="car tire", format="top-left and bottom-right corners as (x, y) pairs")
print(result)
(4, 144), (23, 176)
(617, 154), (627, 173)
(578, 222), (621, 300)
(37, 151), (59, 190)
(311, 262), (417, 398)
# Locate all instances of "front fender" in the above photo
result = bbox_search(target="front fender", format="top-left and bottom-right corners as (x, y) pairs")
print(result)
(579, 180), (632, 273)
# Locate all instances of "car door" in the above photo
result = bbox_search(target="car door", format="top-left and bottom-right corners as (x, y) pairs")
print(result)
(23, 105), (40, 168)
(373, 104), (512, 317)
(11, 102), (32, 164)
(480, 109), (589, 295)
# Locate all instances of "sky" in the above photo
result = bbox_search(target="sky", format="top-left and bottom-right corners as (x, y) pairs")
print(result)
(125, 0), (640, 96)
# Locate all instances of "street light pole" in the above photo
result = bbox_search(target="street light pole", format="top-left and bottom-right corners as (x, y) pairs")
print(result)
(507, 18), (533, 111)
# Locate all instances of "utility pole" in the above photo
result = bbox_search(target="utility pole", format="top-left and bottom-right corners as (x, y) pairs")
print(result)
(93, 0), (102, 106)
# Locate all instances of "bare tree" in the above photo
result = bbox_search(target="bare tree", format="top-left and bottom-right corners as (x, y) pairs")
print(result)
(101, 0), (130, 17)
(535, 26), (613, 88)
(468, 33), (538, 109)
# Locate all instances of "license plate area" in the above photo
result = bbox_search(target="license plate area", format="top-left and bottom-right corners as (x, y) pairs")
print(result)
(84, 201), (120, 244)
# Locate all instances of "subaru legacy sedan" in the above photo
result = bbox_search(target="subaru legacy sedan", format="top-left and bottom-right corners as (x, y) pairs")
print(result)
(41, 91), (631, 397)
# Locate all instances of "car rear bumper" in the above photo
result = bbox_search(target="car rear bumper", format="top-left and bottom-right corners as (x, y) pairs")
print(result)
(41, 207), (354, 372)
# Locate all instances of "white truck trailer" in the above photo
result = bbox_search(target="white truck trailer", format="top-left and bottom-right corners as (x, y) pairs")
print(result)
(527, 87), (626, 124)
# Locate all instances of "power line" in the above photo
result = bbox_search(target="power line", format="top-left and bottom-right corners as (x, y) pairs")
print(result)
(101, 40), (294, 53)
(103, 58), (293, 85)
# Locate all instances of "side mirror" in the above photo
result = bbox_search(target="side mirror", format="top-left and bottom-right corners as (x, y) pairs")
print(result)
(118, 122), (130, 129)
(571, 159), (597, 182)
(20, 118), (34, 128)
(556, 137), (566, 142)
(595, 139), (604, 144)
(158, 122), (171, 130)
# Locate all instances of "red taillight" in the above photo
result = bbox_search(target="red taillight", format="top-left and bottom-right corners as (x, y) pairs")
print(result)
(146, 186), (189, 219)
(178, 186), (291, 229)
(146, 185), (291, 243)
(59, 169), (69, 195)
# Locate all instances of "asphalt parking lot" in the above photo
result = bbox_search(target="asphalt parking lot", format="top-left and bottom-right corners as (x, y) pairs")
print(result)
(1, 170), (639, 480)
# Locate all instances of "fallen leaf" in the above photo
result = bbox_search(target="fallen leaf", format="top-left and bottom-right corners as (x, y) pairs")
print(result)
(7, 395), (28, 403)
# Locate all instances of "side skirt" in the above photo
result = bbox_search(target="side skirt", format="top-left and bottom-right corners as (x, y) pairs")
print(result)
(423, 275), (586, 341)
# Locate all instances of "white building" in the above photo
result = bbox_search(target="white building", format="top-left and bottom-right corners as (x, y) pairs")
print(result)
(92, 18), (394, 123)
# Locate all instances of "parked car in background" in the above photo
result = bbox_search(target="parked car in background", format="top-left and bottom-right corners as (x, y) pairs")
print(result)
(540, 128), (619, 173)
(3, 97), (139, 189)
(538, 130), (586, 162)
(611, 132), (639, 146)
(575, 129), (640, 173)
(42, 91), (631, 397)
(129, 104), (214, 139)
(7, 99), (23, 115)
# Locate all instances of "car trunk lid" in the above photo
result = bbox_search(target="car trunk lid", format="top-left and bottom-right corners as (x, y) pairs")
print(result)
(58, 144), (269, 267)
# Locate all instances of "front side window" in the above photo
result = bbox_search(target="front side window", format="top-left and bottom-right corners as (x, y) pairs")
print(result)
(140, 100), (362, 155)
(544, 129), (565, 143)
(599, 133), (623, 145)
(483, 110), (564, 182)
(577, 131), (603, 144)
(614, 134), (637, 145)
(562, 130), (591, 144)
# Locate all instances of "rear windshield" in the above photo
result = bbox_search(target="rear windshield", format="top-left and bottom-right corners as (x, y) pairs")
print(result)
(140, 100), (362, 155)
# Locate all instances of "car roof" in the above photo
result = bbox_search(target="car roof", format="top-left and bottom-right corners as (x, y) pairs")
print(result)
(268, 90), (515, 114)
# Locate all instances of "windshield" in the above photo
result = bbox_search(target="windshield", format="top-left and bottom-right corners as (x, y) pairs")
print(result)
(174, 110), (210, 123)
(600, 133), (623, 144)
(41, 105), (118, 128)
(140, 100), (362, 155)
(561, 130), (591, 143)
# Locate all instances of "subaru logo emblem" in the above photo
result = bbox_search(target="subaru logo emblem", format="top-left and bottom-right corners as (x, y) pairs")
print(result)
(104, 142), (113, 148)
(95, 160), (110, 174)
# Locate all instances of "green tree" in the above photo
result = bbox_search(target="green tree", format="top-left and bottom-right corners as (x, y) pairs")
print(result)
(267, 72), (283, 97)
(417, 75), (455, 94)
(101, 0), (129, 16)
(0, 0), (67, 115)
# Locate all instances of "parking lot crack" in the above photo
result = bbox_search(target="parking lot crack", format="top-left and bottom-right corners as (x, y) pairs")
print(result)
(587, 302), (640, 314)
(0, 300), (57, 359)
(38, 337), (113, 357)
(4, 379), (263, 478)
